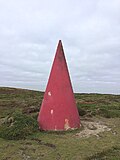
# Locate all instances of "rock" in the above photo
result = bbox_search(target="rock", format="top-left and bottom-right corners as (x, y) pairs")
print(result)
(7, 117), (14, 124)
(0, 116), (14, 126)
(0, 116), (9, 125)
(87, 123), (97, 130)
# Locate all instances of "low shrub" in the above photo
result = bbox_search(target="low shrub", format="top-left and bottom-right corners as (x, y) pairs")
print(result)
(0, 112), (38, 140)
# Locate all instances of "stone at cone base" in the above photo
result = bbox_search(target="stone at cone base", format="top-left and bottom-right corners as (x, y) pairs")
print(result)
(38, 40), (80, 131)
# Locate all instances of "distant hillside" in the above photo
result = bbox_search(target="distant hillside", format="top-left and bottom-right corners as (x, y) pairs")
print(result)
(0, 87), (120, 118)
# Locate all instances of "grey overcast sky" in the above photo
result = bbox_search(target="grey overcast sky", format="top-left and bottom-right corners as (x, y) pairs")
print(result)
(0, 0), (120, 94)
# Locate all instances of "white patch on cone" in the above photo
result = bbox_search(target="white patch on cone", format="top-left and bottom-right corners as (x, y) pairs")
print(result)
(55, 125), (57, 131)
(48, 91), (51, 96)
(51, 109), (53, 114)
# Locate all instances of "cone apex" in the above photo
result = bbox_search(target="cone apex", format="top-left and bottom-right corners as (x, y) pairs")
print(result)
(58, 39), (62, 44)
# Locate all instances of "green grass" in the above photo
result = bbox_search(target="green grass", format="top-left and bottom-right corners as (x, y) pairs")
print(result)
(76, 93), (120, 118)
(0, 87), (120, 160)
(86, 146), (120, 160)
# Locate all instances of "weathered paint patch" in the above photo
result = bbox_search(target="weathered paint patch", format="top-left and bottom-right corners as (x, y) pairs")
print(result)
(55, 125), (57, 131)
(64, 118), (70, 130)
(51, 109), (53, 114)
(48, 91), (51, 96)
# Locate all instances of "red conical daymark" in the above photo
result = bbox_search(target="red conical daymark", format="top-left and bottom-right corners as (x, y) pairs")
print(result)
(38, 40), (80, 131)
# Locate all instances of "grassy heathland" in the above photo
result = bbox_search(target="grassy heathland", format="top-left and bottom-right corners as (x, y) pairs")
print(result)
(0, 87), (120, 160)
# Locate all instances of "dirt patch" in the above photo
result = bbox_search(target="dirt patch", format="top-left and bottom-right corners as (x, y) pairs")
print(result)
(32, 138), (56, 149)
(76, 119), (111, 138)
(22, 106), (39, 114)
